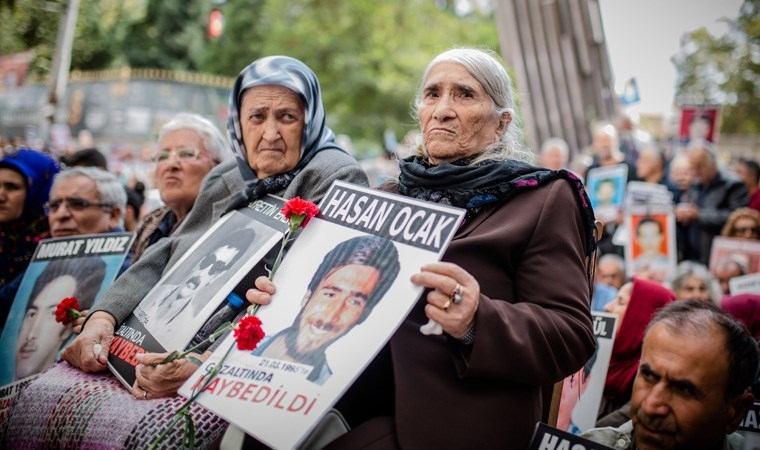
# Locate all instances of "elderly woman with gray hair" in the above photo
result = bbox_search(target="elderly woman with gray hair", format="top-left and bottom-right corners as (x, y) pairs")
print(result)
(249, 48), (598, 449)
(669, 260), (721, 304)
(128, 113), (226, 265)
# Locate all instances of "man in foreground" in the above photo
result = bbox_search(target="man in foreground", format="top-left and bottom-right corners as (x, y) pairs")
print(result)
(583, 299), (758, 449)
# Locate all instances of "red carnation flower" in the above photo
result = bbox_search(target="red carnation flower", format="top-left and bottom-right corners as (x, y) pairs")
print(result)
(234, 316), (265, 351)
(282, 197), (320, 228)
(55, 297), (82, 325)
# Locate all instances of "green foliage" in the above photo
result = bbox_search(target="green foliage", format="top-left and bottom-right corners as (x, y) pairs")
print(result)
(672, 0), (760, 134)
(122, 0), (208, 70)
(1, 0), (500, 150)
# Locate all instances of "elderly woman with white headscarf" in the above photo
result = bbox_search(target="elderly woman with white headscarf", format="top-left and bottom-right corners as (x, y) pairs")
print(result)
(63, 56), (367, 399)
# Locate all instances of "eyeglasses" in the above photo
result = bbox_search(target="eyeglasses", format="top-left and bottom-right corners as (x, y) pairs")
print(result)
(733, 226), (760, 236)
(199, 252), (230, 276)
(44, 197), (113, 213)
(153, 146), (205, 163)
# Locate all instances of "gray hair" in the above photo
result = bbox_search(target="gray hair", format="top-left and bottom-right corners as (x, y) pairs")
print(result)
(540, 137), (569, 159)
(687, 140), (718, 168)
(158, 113), (227, 163)
(52, 167), (126, 227)
(669, 260), (720, 304)
(413, 48), (534, 164)
(598, 253), (625, 271)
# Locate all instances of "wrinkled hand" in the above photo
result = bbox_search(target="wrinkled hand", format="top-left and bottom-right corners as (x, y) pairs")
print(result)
(245, 276), (276, 309)
(132, 351), (208, 399)
(70, 309), (89, 334)
(61, 311), (115, 372)
(411, 262), (479, 339)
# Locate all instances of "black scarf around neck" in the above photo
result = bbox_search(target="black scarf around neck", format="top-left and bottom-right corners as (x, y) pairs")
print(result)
(397, 155), (598, 257)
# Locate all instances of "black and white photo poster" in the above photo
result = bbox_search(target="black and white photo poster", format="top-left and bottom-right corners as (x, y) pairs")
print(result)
(179, 181), (465, 449)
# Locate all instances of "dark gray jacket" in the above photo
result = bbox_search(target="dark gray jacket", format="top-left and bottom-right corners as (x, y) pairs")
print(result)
(685, 171), (749, 263)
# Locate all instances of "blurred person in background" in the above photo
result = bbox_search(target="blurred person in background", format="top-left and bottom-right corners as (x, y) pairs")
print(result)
(677, 143), (748, 264)
(712, 256), (748, 297)
(128, 113), (225, 266)
(60, 147), (108, 171)
(635, 145), (679, 202)
(669, 260), (719, 304)
(597, 253), (627, 289)
(616, 111), (651, 166)
(586, 122), (636, 183)
(722, 293), (760, 340)
(602, 278), (677, 417)
(539, 137), (569, 170)
(0, 149), (60, 327)
(123, 182), (145, 232)
(667, 152), (694, 204)
(0, 150), (60, 287)
(721, 208), (760, 241)
(592, 253), (627, 311)
(734, 158), (759, 211)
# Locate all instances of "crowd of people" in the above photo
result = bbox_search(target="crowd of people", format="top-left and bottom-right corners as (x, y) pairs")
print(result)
(0, 48), (757, 450)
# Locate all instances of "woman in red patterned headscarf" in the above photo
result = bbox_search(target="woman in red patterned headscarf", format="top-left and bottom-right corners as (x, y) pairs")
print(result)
(602, 278), (677, 415)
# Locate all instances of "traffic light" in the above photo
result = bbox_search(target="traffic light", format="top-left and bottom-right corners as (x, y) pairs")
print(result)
(208, 9), (223, 38)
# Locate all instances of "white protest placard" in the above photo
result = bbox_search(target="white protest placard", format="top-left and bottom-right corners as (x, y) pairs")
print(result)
(0, 232), (134, 385)
(109, 196), (288, 389)
(556, 312), (617, 434)
(179, 181), (465, 449)
(730, 273), (760, 295)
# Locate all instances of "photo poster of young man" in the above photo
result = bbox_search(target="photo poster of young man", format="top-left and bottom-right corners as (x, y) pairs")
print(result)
(179, 180), (466, 450)
(0, 232), (134, 386)
(709, 237), (760, 275)
(678, 104), (720, 145)
(109, 196), (289, 389)
(586, 164), (628, 223)
(625, 209), (677, 283)
(556, 312), (617, 434)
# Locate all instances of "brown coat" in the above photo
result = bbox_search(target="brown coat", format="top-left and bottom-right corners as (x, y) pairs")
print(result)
(381, 178), (595, 449)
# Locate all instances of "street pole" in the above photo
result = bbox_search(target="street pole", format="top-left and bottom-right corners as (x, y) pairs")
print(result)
(42, 0), (80, 151)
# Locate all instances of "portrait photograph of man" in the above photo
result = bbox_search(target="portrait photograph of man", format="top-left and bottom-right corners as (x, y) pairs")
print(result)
(140, 221), (264, 350)
(679, 105), (719, 144)
(252, 235), (400, 385)
(627, 213), (676, 282)
(0, 256), (107, 383)
(586, 165), (628, 223)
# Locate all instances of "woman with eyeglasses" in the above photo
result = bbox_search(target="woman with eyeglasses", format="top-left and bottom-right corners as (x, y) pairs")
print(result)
(0, 149), (60, 327)
(721, 207), (760, 241)
(128, 113), (225, 266)
(14, 55), (369, 449)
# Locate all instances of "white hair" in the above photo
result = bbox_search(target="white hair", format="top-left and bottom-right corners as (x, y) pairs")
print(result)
(540, 137), (569, 159)
(52, 166), (127, 227)
(669, 260), (721, 305)
(158, 113), (227, 163)
(413, 48), (535, 164)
